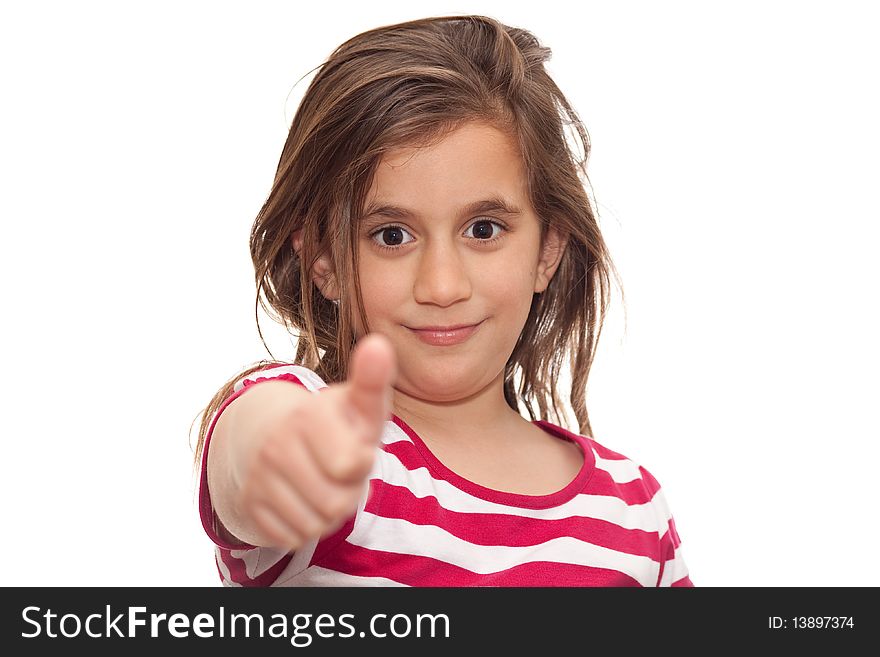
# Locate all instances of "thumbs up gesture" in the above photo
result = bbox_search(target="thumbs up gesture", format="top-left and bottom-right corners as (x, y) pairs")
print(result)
(236, 333), (397, 551)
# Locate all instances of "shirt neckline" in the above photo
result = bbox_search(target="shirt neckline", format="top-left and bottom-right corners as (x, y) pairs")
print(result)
(389, 414), (596, 509)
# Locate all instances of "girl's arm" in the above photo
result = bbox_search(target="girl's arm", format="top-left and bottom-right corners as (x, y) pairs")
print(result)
(206, 334), (395, 552)
(206, 380), (313, 548)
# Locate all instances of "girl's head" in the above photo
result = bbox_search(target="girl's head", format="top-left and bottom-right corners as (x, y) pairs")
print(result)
(194, 14), (620, 462)
(304, 119), (568, 410)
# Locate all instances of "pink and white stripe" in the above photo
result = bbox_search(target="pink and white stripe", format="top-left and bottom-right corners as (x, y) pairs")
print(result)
(199, 365), (693, 587)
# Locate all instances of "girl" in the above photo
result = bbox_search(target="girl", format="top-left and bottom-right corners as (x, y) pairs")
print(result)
(193, 14), (693, 587)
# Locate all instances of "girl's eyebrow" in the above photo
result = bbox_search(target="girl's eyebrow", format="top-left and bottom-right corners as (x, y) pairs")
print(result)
(361, 195), (524, 221)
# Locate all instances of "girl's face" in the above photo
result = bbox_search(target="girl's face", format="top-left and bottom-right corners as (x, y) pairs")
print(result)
(351, 121), (565, 403)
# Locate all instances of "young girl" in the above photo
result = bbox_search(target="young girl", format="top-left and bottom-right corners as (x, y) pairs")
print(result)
(194, 14), (693, 587)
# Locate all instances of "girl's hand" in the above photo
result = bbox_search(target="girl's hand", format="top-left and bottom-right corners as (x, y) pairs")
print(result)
(236, 333), (397, 552)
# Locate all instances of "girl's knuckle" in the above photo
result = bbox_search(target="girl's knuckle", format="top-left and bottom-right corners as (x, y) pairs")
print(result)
(323, 496), (351, 519)
(302, 517), (326, 538)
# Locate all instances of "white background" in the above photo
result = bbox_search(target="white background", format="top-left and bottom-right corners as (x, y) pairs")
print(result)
(2, 0), (877, 586)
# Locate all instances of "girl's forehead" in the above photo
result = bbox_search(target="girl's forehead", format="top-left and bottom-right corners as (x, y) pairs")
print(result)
(379, 121), (520, 168)
(367, 123), (528, 206)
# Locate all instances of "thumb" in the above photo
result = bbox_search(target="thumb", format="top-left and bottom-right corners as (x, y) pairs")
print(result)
(346, 333), (397, 434)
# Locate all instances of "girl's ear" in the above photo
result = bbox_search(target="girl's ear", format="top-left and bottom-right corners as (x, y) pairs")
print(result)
(534, 226), (568, 294)
(292, 229), (340, 301)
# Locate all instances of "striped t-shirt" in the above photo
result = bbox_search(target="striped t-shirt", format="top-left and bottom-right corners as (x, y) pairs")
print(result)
(198, 364), (693, 587)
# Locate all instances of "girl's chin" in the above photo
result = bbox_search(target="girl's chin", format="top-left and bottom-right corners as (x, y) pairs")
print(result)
(398, 372), (490, 399)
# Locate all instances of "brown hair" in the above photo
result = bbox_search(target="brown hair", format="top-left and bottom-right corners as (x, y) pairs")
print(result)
(191, 14), (623, 470)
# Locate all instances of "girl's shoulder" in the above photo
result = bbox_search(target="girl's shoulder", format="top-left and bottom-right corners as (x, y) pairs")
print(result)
(233, 362), (329, 395)
(586, 433), (665, 490)
(539, 420), (646, 474)
(542, 421), (668, 498)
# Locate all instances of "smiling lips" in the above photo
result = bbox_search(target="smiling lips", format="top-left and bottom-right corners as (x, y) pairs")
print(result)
(406, 320), (484, 346)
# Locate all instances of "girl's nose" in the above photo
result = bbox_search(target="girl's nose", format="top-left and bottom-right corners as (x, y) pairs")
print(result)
(412, 240), (472, 307)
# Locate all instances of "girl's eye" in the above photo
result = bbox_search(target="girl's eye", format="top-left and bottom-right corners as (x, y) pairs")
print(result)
(464, 220), (505, 241)
(368, 219), (507, 252)
(370, 225), (415, 249)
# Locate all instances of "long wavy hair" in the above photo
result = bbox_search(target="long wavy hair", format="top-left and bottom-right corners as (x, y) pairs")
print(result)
(191, 14), (623, 470)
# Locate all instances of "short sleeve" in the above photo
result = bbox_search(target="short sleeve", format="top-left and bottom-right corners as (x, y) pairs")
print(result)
(658, 514), (693, 587)
(197, 364), (328, 586)
(639, 466), (694, 587)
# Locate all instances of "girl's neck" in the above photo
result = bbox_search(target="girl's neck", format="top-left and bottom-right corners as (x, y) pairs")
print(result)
(390, 372), (528, 448)
(390, 377), (585, 498)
